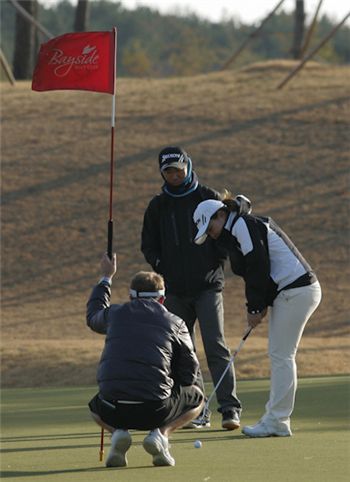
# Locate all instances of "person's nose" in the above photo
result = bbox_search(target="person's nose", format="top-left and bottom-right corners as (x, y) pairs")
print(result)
(171, 172), (180, 181)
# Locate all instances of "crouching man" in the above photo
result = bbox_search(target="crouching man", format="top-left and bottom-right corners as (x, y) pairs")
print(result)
(87, 253), (204, 468)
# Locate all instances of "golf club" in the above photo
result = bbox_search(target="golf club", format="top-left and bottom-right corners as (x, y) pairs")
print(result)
(199, 326), (253, 423)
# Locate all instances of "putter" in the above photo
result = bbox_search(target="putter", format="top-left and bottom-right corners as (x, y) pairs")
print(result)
(199, 326), (253, 423)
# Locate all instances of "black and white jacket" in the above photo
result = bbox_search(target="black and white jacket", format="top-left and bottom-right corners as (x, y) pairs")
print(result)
(216, 212), (317, 314)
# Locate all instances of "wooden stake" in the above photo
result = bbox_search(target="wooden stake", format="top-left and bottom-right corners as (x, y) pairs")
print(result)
(277, 12), (350, 89)
(300, 0), (324, 58)
(221, 0), (285, 70)
(0, 49), (16, 86)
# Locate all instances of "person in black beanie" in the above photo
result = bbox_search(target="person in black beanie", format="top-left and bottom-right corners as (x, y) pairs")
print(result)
(141, 146), (251, 430)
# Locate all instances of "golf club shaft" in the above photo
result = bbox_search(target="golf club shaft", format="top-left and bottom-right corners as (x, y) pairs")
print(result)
(202, 327), (253, 419)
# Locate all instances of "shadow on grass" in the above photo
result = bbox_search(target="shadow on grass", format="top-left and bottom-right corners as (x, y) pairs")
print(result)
(0, 465), (154, 478)
(1, 443), (105, 454)
(1, 432), (248, 455)
(1, 432), (100, 443)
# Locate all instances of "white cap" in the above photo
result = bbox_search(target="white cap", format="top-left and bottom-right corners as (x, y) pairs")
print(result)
(193, 200), (225, 245)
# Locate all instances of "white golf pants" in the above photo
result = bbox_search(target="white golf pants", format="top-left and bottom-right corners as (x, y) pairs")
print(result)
(261, 281), (322, 431)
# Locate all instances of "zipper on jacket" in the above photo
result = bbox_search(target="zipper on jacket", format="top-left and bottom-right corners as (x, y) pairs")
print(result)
(171, 212), (180, 246)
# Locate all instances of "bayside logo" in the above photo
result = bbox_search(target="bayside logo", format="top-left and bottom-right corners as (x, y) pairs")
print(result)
(48, 44), (99, 77)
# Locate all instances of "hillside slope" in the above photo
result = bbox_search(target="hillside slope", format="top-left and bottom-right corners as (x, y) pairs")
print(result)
(1, 61), (349, 387)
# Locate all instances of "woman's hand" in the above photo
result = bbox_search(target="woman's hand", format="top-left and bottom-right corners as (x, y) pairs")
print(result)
(247, 307), (268, 328)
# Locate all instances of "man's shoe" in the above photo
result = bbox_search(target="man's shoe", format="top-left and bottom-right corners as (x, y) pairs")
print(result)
(222, 410), (240, 430)
(183, 409), (211, 429)
(242, 421), (292, 438)
(143, 429), (175, 466)
(183, 417), (211, 429)
(106, 429), (132, 467)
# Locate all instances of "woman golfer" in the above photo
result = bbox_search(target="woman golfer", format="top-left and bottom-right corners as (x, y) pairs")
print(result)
(192, 192), (322, 437)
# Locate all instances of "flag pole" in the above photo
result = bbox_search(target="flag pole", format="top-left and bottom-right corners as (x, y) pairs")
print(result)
(107, 27), (117, 259)
(99, 427), (105, 461)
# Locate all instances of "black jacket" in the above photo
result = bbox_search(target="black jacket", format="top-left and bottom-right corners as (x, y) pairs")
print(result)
(87, 282), (199, 401)
(141, 184), (226, 297)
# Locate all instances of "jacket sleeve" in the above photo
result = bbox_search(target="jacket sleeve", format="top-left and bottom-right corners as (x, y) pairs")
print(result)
(86, 283), (111, 334)
(172, 320), (200, 386)
(232, 217), (270, 313)
(141, 196), (163, 273)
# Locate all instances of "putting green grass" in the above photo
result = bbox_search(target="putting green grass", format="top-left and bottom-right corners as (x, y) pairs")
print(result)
(1, 376), (349, 482)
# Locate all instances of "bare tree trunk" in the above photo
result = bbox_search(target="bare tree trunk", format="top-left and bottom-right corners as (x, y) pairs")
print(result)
(33, 0), (40, 64)
(292, 0), (305, 59)
(13, 0), (37, 79)
(74, 0), (90, 32)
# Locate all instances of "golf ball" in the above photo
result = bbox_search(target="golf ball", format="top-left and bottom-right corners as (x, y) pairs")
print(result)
(194, 440), (202, 448)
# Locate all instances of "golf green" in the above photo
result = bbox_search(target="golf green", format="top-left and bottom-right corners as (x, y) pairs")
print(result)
(1, 376), (349, 481)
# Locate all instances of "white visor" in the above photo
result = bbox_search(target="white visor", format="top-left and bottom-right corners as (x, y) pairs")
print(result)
(193, 200), (225, 245)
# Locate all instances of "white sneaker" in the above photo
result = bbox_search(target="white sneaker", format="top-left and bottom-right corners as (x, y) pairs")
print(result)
(242, 421), (292, 438)
(106, 429), (132, 467)
(143, 429), (175, 466)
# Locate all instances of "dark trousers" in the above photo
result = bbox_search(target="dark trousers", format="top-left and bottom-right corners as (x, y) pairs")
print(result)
(165, 289), (241, 414)
(88, 385), (204, 430)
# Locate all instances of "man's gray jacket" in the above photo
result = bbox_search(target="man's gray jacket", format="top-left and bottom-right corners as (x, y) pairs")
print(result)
(87, 282), (199, 401)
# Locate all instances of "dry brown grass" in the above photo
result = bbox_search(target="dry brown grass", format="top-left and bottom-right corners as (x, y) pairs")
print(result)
(1, 335), (348, 388)
(1, 60), (350, 387)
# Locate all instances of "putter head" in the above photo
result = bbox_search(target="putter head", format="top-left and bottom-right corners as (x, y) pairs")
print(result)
(198, 407), (211, 426)
(184, 407), (211, 428)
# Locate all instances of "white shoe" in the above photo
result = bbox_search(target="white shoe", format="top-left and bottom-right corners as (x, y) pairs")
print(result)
(106, 429), (132, 467)
(143, 428), (175, 466)
(242, 421), (292, 438)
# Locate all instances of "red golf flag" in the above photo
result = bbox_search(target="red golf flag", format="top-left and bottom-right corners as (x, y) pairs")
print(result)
(32, 30), (116, 94)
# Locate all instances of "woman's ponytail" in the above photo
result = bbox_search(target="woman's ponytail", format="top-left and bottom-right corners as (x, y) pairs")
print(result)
(220, 189), (239, 212)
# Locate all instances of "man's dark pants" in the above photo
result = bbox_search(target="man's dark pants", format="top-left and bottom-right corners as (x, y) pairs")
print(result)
(165, 289), (241, 414)
(88, 385), (203, 430)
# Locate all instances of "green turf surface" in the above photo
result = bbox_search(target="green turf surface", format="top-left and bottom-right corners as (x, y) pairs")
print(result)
(1, 376), (349, 481)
